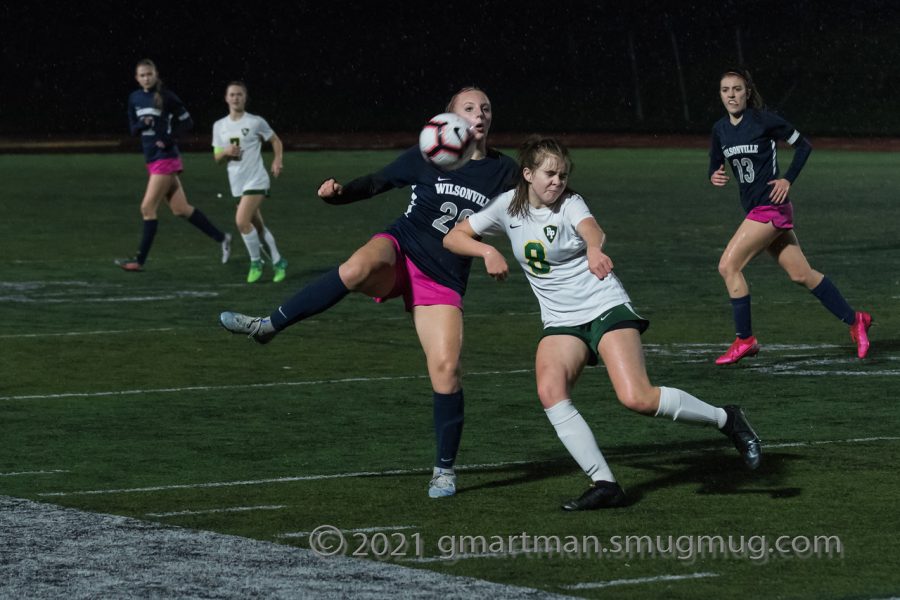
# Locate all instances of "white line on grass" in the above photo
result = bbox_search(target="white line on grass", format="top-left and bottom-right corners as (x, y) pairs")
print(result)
(0, 369), (533, 402)
(561, 572), (719, 590)
(278, 525), (417, 538)
(37, 437), (899, 498)
(146, 505), (287, 518)
(402, 551), (525, 563)
(0, 328), (174, 339)
(0, 469), (70, 477)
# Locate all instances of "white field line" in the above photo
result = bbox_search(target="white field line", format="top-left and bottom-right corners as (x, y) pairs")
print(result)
(0, 328), (174, 339)
(146, 504), (287, 518)
(37, 437), (899, 498)
(278, 525), (417, 539)
(562, 572), (719, 590)
(0, 469), (70, 477)
(403, 550), (526, 563)
(0, 369), (533, 402)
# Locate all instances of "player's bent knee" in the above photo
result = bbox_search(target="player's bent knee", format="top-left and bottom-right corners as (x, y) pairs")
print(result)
(617, 390), (657, 415)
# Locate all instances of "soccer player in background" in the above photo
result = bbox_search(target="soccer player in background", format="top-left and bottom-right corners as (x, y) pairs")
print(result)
(116, 59), (231, 271)
(444, 136), (762, 511)
(213, 81), (287, 283)
(709, 67), (872, 364)
(220, 88), (518, 498)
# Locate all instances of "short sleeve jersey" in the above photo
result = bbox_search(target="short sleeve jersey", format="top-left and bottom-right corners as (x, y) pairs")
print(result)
(127, 88), (192, 163)
(380, 146), (518, 296)
(467, 191), (632, 327)
(709, 108), (802, 213)
(212, 112), (275, 197)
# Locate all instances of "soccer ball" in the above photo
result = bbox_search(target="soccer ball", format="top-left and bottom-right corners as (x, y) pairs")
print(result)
(418, 112), (476, 170)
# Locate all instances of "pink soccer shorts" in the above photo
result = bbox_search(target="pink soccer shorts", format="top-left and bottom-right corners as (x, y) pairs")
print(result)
(372, 233), (463, 312)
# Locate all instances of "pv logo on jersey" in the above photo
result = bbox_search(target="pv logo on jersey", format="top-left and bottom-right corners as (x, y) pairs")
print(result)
(241, 128), (249, 136)
(543, 225), (558, 243)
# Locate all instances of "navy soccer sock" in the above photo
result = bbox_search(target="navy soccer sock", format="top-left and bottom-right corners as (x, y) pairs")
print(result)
(433, 390), (464, 469)
(269, 267), (349, 330)
(730, 295), (753, 338)
(187, 208), (225, 242)
(811, 276), (855, 325)
(136, 219), (158, 265)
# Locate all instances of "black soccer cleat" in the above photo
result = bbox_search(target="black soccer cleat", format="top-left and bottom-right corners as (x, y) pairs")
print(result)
(721, 405), (762, 470)
(561, 480), (627, 511)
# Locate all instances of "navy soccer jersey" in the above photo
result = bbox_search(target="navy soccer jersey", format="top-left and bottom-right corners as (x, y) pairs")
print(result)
(708, 108), (810, 213)
(127, 88), (193, 163)
(377, 146), (517, 296)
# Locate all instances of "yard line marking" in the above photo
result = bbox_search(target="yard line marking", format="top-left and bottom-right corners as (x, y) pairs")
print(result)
(766, 369), (900, 376)
(403, 551), (526, 563)
(0, 469), (70, 477)
(0, 328), (174, 339)
(36, 437), (900, 498)
(0, 369), (533, 401)
(562, 572), (719, 590)
(279, 525), (417, 538)
(38, 460), (531, 497)
(146, 505), (287, 518)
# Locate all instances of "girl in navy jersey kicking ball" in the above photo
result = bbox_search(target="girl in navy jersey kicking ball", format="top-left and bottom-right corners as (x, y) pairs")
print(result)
(116, 59), (230, 271)
(444, 136), (762, 510)
(709, 67), (872, 364)
(220, 88), (518, 499)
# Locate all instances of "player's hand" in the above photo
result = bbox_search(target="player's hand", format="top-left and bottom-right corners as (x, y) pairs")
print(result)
(271, 158), (283, 178)
(483, 248), (509, 281)
(767, 178), (790, 204)
(587, 246), (613, 280)
(710, 164), (729, 187)
(318, 178), (343, 198)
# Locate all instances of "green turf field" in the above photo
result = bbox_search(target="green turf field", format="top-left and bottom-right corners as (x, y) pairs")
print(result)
(1, 148), (898, 598)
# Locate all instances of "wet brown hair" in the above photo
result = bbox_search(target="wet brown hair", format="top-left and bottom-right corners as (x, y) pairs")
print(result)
(508, 136), (574, 219)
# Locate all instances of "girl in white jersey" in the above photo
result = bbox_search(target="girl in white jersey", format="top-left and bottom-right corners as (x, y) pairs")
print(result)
(213, 81), (287, 283)
(444, 136), (763, 510)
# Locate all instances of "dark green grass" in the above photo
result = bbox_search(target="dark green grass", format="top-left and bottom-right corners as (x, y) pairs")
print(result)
(1, 149), (898, 599)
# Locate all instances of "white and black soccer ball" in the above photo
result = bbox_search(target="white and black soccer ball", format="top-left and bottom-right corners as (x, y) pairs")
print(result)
(418, 112), (476, 171)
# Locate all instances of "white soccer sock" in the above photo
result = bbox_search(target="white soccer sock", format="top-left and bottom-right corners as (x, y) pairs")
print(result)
(655, 386), (727, 428)
(263, 227), (282, 263)
(241, 229), (262, 262)
(545, 399), (616, 482)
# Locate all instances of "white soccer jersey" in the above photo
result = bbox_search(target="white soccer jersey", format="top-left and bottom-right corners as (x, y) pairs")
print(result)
(212, 112), (274, 197)
(467, 190), (632, 327)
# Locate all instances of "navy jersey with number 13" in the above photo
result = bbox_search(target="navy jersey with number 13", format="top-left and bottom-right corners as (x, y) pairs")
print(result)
(708, 108), (809, 213)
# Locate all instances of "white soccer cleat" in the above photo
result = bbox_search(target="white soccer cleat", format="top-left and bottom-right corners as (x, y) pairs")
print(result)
(218, 311), (277, 345)
(428, 471), (457, 498)
(221, 233), (232, 264)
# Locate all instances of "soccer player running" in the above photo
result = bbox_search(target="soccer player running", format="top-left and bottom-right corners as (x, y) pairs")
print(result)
(709, 67), (872, 364)
(117, 59), (231, 271)
(443, 136), (761, 511)
(213, 81), (287, 283)
(220, 88), (518, 498)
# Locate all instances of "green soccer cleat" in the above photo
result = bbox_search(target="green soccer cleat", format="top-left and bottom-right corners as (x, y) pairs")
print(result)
(246, 260), (264, 284)
(273, 258), (288, 283)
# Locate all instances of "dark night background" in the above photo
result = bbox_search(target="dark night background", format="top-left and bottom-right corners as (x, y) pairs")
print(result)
(3, 0), (898, 138)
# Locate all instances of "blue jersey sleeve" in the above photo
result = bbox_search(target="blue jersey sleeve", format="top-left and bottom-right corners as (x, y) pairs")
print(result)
(761, 111), (812, 183)
(165, 91), (193, 135)
(327, 146), (424, 204)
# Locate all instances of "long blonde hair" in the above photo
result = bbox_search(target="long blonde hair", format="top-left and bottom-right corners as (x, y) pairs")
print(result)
(508, 136), (574, 219)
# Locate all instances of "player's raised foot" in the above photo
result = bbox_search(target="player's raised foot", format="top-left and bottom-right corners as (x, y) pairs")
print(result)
(428, 470), (457, 498)
(218, 311), (277, 344)
(850, 311), (873, 359)
(720, 405), (762, 470)
(715, 336), (760, 365)
(114, 257), (143, 272)
(246, 260), (264, 284)
(273, 258), (288, 283)
(561, 481), (627, 511)
(221, 233), (232, 264)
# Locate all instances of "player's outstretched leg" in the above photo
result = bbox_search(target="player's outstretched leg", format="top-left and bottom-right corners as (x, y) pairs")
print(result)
(719, 405), (762, 470)
(219, 312), (277, 344)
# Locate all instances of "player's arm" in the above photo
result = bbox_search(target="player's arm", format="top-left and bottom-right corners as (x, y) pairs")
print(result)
(576, 217), (613, 280)
(168, 92), (194, 135)
(708, 131), (729, 187)
(768, 122), (813, 204)
(443, 219), (508, 281)
(318, 147), (421, 204)
(268, 133), (284, 177)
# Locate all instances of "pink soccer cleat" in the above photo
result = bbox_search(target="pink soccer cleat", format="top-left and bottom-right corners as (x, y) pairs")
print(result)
(715, 336), (760, 365)
(850, 311), (873, 359)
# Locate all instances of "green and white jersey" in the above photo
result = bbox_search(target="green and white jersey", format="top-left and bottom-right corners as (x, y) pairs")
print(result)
(467, 190), (631, 327)
(212, 112), (274, 197)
